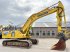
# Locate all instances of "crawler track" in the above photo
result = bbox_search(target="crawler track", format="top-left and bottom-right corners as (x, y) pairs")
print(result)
(2, 39), (32, 48)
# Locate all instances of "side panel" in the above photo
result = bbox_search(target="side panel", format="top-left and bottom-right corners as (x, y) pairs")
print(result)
(2, 30), (31, 39)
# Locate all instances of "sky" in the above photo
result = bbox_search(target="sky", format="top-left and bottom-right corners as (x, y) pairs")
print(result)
(0, 0), (70, 26)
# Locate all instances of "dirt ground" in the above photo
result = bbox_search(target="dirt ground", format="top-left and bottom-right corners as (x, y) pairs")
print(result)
(0, 38), (70, 52)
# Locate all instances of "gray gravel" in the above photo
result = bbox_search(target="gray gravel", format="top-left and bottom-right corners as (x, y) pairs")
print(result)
(0, 38), (70, 52)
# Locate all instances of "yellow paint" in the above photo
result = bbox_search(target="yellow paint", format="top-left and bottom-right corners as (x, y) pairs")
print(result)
(2, 1), (67, 39)
(2, 30), (31, 38)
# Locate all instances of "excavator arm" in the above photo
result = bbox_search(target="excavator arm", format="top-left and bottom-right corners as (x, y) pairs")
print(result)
(21, 1), (65, 35)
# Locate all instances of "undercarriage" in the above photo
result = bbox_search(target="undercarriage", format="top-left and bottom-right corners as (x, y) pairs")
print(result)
(2, 38), (38, 48)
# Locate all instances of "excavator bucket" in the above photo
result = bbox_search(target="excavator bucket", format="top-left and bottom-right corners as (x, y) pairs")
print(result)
(51, 33), (68, 50)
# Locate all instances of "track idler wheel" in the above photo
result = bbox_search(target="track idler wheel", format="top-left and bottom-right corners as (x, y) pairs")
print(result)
(30, 39), (38, 44)
(2, 41), (7, 46)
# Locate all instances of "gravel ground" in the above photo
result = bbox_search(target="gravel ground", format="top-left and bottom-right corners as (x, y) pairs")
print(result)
(0, 38), (70, 52)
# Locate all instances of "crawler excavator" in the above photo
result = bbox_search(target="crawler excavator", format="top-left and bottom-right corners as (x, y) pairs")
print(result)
(0, 1), (68, 50)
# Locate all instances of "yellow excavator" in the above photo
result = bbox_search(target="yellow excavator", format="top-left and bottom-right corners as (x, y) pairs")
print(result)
(0, 1), (68, 50)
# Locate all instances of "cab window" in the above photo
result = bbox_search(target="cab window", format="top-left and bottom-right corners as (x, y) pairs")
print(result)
(4, 31), (8, 35)
(11, 31), (15, 37)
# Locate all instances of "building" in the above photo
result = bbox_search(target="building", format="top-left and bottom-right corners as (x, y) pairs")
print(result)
(30, 22), (70, 38)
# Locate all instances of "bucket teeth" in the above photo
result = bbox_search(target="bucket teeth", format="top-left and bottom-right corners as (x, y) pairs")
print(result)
(51, 39), (66, 50)
(51, 32), (68, 50)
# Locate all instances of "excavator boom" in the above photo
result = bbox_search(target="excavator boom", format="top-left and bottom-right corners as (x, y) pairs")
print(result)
(22, 1), (65, 34)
